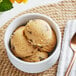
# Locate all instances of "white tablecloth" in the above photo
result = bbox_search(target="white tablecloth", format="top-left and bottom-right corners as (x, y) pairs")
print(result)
(0, 0), (62, 27)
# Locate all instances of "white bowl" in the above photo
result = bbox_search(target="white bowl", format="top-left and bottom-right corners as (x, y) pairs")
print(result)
(4, 13), (61, 73)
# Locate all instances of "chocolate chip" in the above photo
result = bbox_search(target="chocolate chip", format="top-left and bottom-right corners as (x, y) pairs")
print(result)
(32, 51), (34, 53)
(28, 31), (32, 34)
(33, 45), (37, 48)
(38, 48), (40, 51)
(23, 30), (25, 36)
(40, 46), (43, 48)
(29, 39), (33, 42)
(39, 57), (44, 61)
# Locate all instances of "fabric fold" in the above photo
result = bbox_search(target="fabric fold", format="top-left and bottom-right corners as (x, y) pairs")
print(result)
(57, 20), (76, 76)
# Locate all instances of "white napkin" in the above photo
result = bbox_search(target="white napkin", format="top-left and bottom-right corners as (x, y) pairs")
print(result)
(57, 20), (76, 76)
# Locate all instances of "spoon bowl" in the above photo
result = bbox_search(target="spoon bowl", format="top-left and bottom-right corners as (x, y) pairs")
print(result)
(65, 33), (76, 76)
(70, 33), (76, 51)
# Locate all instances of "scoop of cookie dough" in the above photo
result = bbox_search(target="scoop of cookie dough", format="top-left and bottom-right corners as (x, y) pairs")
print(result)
(24, 19), (57, 52)
(11, 26), (36, 58)
(22, 51), (48, 62)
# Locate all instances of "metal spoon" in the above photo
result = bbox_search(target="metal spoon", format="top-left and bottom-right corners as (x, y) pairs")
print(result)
(65, 33), (76, 76)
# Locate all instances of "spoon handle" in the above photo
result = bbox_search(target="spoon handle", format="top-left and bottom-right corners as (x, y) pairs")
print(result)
(65, 52), (76, 76)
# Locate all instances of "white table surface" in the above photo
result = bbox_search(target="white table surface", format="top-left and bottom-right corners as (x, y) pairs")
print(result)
(0, 0), (62, 27)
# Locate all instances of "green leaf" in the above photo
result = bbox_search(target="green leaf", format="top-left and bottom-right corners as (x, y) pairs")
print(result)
(0, 0), (13, 12)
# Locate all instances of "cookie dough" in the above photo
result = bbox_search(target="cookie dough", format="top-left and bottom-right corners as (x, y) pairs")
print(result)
(24, 19), (57, 52)
(22, 51), (48, 62)
(11, 26), (36, 58)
